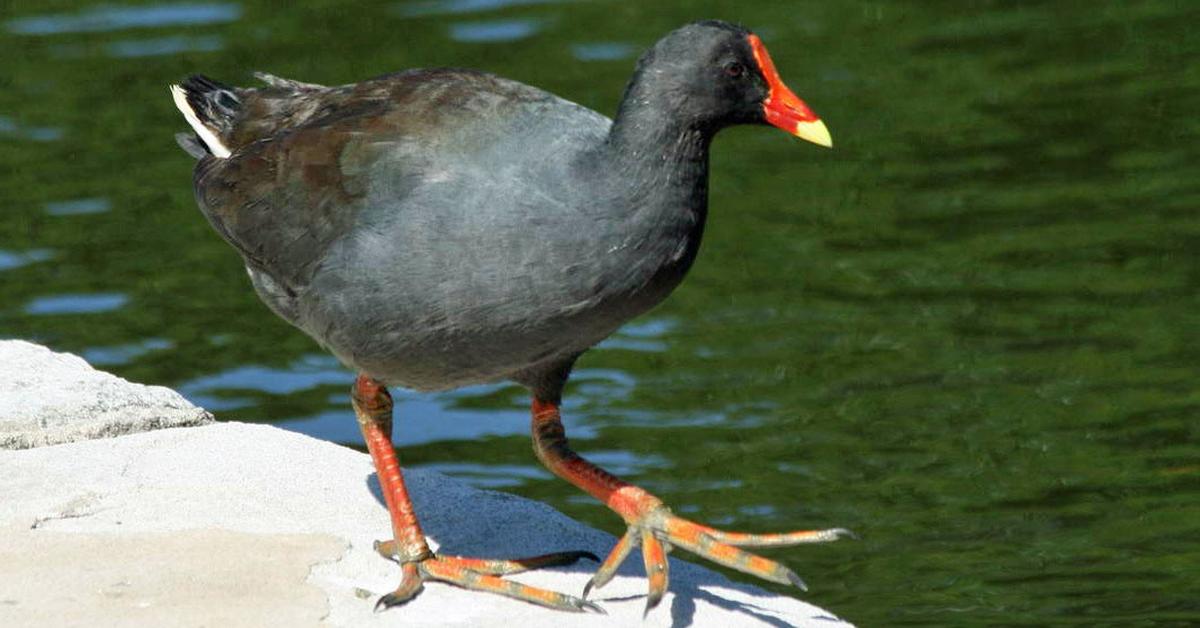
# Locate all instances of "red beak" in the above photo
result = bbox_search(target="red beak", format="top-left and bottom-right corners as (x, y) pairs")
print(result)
(748, 34), (832, 148)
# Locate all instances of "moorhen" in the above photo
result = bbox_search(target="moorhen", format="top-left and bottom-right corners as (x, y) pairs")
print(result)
(171, 19), (846, 616)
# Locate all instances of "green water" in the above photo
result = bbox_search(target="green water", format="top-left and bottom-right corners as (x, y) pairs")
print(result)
(2, 1), (1198, 624)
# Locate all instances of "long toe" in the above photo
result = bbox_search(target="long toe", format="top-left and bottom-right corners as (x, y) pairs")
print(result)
(663, 514), (809, 587)
(701, 525), (857, 547)
(582, 529), (635, 599)
(640, 528), (669, 617)
(438, 550), (600, 576)
(419, 555), (605, 613)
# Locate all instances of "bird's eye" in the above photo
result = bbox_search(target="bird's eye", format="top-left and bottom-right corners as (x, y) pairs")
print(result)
(724, 62), (746, 78)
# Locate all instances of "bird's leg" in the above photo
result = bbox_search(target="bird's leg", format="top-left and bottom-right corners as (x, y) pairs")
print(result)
(530, 397), (851, 615)
(353, 375), (602, 613)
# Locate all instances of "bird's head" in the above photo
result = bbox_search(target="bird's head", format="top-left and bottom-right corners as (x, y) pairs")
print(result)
(633, 20), (832, 148)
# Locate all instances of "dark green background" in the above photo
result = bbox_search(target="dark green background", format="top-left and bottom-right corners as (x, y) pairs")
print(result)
(2, 1), (1198, 624)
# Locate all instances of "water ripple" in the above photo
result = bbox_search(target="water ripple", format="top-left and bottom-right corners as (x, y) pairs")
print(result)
(571, 42), (635, 62)
(108, 34), (224, 57)
(82, 338), (173, 366)
(180, 360), (348, 396)
(395, 0), (563, 18)
(0, 115), (63, 142)
(449, 19), (540, 43)
(45, 198), (111, 216)
(24, 293), (129, 315)
(7, 3), (241, 35)
(0, 249), (53, 271)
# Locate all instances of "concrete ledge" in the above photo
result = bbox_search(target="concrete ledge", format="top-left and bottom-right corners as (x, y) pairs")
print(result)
(0, 342), (852, 627)
(0, 340), (212, 449)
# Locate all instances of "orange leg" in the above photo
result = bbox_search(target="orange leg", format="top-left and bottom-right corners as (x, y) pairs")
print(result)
(530, 398), (851, 615)
(353, 376), (602, 613)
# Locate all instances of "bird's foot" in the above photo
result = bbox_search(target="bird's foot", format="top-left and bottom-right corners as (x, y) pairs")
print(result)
(371, 540), (604, 613)
(582, 505), (853, 616)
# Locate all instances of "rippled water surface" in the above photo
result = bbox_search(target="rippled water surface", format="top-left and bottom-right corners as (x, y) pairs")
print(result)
(2, 1), (1198, 624)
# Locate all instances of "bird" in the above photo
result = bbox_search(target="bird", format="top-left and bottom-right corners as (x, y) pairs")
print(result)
(171, 18), (848, 617)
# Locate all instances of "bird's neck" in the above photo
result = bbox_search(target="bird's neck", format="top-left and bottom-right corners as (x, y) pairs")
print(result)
(567, 88), (718, 308)
(603, 80), (715, 193)
(593, 82), (716, 229)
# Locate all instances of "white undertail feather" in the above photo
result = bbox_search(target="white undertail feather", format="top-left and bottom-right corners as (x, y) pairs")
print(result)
(169, 84), (232, 158)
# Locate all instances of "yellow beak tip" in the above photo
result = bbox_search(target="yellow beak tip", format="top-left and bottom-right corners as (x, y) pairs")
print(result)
(794, 119), (833, 148)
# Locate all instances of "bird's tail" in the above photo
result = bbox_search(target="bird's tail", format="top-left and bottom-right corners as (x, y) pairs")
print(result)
(169, 75), (241, 159)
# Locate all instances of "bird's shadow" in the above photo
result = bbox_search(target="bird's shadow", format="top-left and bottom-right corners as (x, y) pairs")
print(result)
(365, 472), (842, 627)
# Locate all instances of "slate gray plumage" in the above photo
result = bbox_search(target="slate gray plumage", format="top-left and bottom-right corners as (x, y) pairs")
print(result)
(177, 22), (782, 401)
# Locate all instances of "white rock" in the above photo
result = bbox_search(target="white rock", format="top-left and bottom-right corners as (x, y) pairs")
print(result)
(0, 340), (212, 449)
(0, 342), (853, 627)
